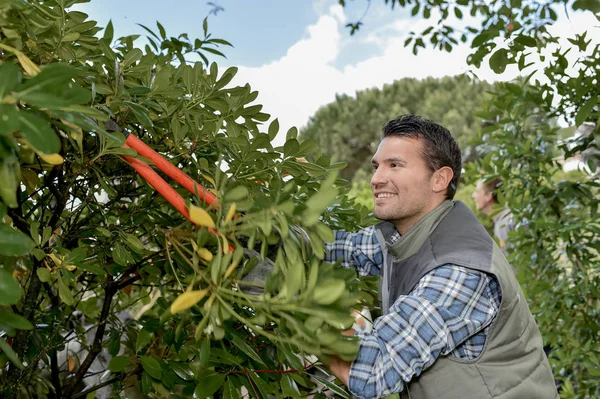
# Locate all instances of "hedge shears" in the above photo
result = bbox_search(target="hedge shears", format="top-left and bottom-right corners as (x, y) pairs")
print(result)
(104, 121), (218, 227)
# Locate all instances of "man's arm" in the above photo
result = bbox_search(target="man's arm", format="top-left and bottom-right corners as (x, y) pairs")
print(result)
(324, 226), (385, 276)
(331, 265), (501, 399)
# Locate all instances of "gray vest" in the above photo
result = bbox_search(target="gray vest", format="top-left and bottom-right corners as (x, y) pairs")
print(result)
(374, 201), (558, 399)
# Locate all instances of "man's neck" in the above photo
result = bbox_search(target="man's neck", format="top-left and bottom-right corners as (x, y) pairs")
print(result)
(394, 200), (451, 235)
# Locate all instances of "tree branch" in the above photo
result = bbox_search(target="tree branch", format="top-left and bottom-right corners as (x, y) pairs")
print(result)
(61, 276), (117, 398)
(70, 368), (141, 399)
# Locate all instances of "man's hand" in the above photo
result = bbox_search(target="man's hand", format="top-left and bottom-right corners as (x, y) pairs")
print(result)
(325, 328), (356, 387)
(328, 355), (352, 386)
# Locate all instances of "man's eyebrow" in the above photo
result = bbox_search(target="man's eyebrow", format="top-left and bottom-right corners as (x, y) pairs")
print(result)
(371, 157), (406, 165)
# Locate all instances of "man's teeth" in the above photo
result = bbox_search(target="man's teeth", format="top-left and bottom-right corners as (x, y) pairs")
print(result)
(377, 193), (395, 198)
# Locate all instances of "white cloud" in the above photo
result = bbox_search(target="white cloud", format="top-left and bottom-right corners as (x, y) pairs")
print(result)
(231, 3), (599, 145)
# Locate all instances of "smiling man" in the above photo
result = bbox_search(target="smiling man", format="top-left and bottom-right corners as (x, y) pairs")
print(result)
(324, 115), (557, 399)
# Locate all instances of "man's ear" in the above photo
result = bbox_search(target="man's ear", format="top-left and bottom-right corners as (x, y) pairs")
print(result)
(432, 166), (454, 194)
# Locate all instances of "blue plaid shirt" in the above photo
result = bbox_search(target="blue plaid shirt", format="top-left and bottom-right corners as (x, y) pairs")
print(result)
(325, 226), (502, 399)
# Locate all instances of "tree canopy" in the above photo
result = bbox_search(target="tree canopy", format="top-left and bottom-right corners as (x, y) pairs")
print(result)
(0, 1), (375, 398)
(301, 75), (492, 181)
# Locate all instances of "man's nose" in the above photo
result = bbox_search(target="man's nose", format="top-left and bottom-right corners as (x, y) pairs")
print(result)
(371, 167), (386, 188)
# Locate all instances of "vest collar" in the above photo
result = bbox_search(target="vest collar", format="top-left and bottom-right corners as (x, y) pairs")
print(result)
(386, 200), (454, 261)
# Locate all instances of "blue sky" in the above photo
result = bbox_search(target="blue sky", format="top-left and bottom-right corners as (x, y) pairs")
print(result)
(77, 0), (598, 144)
(77, 0), (396, 68)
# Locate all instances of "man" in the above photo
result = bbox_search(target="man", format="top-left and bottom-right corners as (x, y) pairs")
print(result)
(472, 178), (515, 249)
(324, 115), (557, 399)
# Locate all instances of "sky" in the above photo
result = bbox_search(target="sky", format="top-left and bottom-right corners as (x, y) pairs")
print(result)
(77, 0), (599, 145)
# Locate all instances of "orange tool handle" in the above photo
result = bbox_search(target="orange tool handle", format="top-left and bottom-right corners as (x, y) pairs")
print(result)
(125, 134), (218, 207)
(122, 153), (194, 223)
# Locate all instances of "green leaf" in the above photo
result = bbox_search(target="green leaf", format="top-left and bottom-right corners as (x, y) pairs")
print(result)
(489, 48), (509, 74)
(141, 371), (152, 394)
(576, 96), (597, 126)
(0, 337), (24, 370)
(0, 224), (35, 256)
(222, 379), (239, 399)
(225, 185), (249, 202)
(286, 126), (298, 141)
(123, 233), (144, 254)
(0, 63), (22, 98)
(284, 139), (300, 157)
(281, 374), (301, 398)
(17, 64), (90, 108)
(122, 48), (143, 67)
(57, 274), (74, 306)
(0, 311), (33, 330)
(514, 35), (537, 47)
(140, 356), (162, 379)
(268, 118), (279, 141)
(79, 262), (107, 275)
(573, 0), (600, 12)
(169, 361), (195, 381)
(0, 268), (21, 306)
(157, 21), (166, 39)
(231, 333), (266, 366)
(248, 371), (271, 398)
(198, 338), (211, 368)
(112, 242), (134, 266)
(18, 112), (60, 154)
(194, 370), (225, 398)
(313, 279), (346, 305)
(36, 267), (51, 283)
(124, 101), (153, 126)
(103, 19), (114, 42)
(108, 356), (131, 372)
(136, 328), (152, 353)
(312, 374), (350, 398)
(0, 104), (20, 135)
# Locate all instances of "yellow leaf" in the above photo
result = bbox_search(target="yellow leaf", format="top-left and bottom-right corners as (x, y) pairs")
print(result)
(16, 52), (40, 76)
(48, 253), (62, 266)
(196, 247), (213, 262)
(223, 261), (238, 279)
(189, 205), (215, 228)
(67, 356), (75, 372)
(201, 173), (216, 187)
(65, 264), (77, 271)
(37, 152), (64, 165)
(221, 234), (229, 254)
(170, 288), (210, 314)
(225, 203), (236, 223)
(203, 292), (216, 311)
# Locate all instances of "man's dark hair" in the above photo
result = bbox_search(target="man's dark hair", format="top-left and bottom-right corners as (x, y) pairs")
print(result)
(482, 178), (503, 203)
(382, 115), (462, 199)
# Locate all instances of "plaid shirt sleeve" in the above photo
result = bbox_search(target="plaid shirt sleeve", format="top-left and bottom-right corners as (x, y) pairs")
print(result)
(324, 226), (386, 277)
(348, 264), (502, 399)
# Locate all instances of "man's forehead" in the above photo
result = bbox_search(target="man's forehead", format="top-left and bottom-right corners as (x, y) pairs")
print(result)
(372, 136), (422, 161)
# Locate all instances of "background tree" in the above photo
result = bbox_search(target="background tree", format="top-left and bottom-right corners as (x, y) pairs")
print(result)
(0, 1), (376, 398)
(340, 1), (600, 397)
(300, 75), (492, 181)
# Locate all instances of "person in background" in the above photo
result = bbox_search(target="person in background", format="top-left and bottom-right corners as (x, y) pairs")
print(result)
(472, 178), (515, 249)
(324, 115), (557, 399)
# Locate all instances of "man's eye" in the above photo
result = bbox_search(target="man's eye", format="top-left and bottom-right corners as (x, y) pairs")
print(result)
(391, 163), (397, 168)
(372, 165), (378, 170)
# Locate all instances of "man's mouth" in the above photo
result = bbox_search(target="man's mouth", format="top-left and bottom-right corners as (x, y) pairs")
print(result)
(375, 193), (396, 199)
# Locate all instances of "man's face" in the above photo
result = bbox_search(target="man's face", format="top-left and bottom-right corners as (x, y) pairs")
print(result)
(370, 137), (435, 233)
(472, 180), (493, 211)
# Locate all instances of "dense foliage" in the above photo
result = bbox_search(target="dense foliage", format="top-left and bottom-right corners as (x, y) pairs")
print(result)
(339, 0), (600, 397)
(300, 76), (492, 181)
(0, 1), (376, 398)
